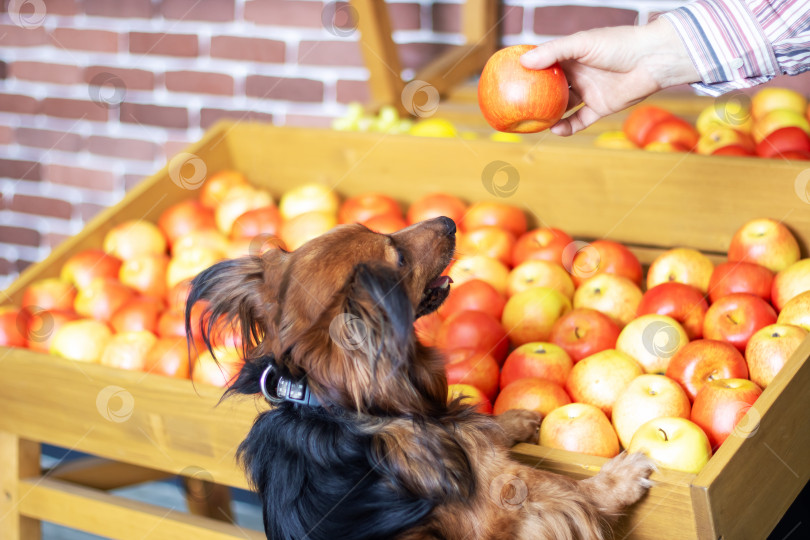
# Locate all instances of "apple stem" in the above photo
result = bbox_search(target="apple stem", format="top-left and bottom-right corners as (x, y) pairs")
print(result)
(658, 428), (668, 442)
(725, 313), (738, 325)
(574, 327), (583, 339)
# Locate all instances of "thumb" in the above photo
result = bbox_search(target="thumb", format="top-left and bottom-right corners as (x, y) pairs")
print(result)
(520, 34), (588, 70)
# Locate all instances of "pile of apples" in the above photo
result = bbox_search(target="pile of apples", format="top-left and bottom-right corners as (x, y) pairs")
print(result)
(596, 87), (810, 159)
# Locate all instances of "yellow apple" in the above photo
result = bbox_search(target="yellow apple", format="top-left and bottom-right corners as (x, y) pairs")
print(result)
(214, 186), (274, 235)
(594, 131), (637, 150)
(627, 416), (712, 474)
(777, 290), (810, 331)
(502, 287), (572, 346)
(573, 274), (643, 328)
(100, 330), (158, 371)
(616, 314), (689, 374)
(448, 255), (510, 296)
(753, 109), (810, 143)
(167, 246), (224, 290)
(565, 349), (643, 417)
(612, 374), (691, 448)
(696, 101), (753, 134)
(728, 218), (800, 273)
(751, 88), (807, 120)
(279, 183), (340, 221)
(507, 260), (575, 299)
(50, 319), (113, 363)
(103, 220), (167, 261)
(646, 247), (715, 293)
(745, 323), (808, 388)
(771, 258), (810, 311)
(540, 402), (620, 458)
(695, 127), (754, 155)
(279, 211), (338, 251)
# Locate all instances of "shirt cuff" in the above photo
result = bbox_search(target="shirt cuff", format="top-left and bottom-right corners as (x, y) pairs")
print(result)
(659, 0), (781, 93)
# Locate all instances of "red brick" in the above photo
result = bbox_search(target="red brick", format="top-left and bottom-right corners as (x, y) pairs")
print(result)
(244, 0), (322, 27)
(0, 125), (12, 144)
(86, 136), (159, 161)
(41, 98), (108, 122)
(129, 32), (198, 57)
(0, 158), (41, 180)
(49, 28), (118, 53)
(245, 76), (324, 102)
(84, 66), (153, 91)
(163, 141), (193, 161)
(298, 40), (363, 66)
(16, 259), (35, 273)
(44, 233), (71, 249)
(399, 43), (453, 70)
(46, 164), (116, 191)
(16, 128), (83, 152)
(165, 71), (234, 95)
(76, 202), (107, 221)
(9, 194), (72, 220)
(200, 108), (274, 130)
(123, 175), (146, 192)
(0, 93), (39, 115)
(210, 36), (285, 63)
(10, 62), (83, 85)
(433, 3), (460, 33)
(0, 24), (48, 46)
(120, 103), (188, 129)
(0, 226), (40, 247)
(284, 114), (332, 128)
(336, 80), (369, 104)
(533, 6), (637, 35)
(162, 0), (235, 21)
(38, 0), (79, 16)
(502, 5), (524, 35)
(0, 61), (7, 79)
(84, 0), (153, 18)
(0, 258), (12, 276)
(389, 3), (421, 31)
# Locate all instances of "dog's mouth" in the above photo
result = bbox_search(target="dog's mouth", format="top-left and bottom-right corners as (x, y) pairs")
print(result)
(415, 274), (453, 318)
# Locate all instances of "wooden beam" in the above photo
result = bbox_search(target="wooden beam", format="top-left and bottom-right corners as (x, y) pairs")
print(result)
(47, 457), (172, 491)
(413, 43), (491, 97)
(463, 0), (498, 53)
(0, 432), (41, 540)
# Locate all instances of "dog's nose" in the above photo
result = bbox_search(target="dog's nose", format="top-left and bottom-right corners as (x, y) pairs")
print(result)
(437, 216), (456, 236)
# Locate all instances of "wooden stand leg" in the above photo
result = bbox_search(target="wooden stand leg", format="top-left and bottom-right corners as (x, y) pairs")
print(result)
(0, 431), (41, 540)
(182, 477), (234, 523)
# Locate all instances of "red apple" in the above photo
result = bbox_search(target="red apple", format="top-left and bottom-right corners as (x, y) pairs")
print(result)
(646, 247), (714, 293)
(110, 297), (163, 334)
(167, 246), (224, 290)
(339, 193), (401, 225)
(143, 336), (192, 379)
(436, 310), (509, 364)
(540, 403), (619, 458)
(192, 347), (243, 388)
(61, 249), (123, 291)
(665, 339), (749, 401)
(280, 211), (338, 251)
(0, 307), (27, 348)
(216, 186), (274, 235)
(278, 183), (339, 221)
(24, 309), (79, 353)
(777, 290), (810, 331)
(363, 213), (407, 234)
(616, 314), (689, 374)
(755, 126), (810, 158)
(712, 145), (754, 157)
(157, 199), (216, 245)
(691, 378), (762, 449)
(103, 220), (167, 261)
(74, 278), (136, 321)
(461, 202), (527, 238)
(502, 287), (571, 346)
(568, 240), (642, 287)
(448, 383), (493, 414)
(507, 260), (575, 300)
(479, 45), (568, 133)
(437, 279), (506, 321)
(549, 308), (621, 363)
(703, 293), (777, 351)
(565, 349), (643, 417)
(494, 378), (571, 417)
(447, 255), (510, 295)
(771, 258), (810, 311)
(708, 261), (774, 304)
(199, 170), (248, 209)
(500, 342), (573, 389)
(623, 105), (676, 146)
(745, 323), (808, 388)
(230, 205), (283, 240)
(627, 417), (711, 474)
(512, 227), (574, 267)
(406, 193), (467, 228)
(414, 312), (442, 347)
(100, 330), (159, 371)
(728, 218), (800, 273)
(637, 282), (709, 340)
(119, 254), (170, 299)
(444, 348), (500, 402)
(612, 374), (692, 448)
(457, 226), (515, 266)
(21, 278), (77, 313)
(643, 116), (699, 149)
(573, 274), (643, 328)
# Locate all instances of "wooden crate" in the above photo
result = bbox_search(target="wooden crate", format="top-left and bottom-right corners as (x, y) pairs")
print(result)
(2, 122), (809, 540)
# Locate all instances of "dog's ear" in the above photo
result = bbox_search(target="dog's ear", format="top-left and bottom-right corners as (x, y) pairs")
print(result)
(186, 249), (288, 363)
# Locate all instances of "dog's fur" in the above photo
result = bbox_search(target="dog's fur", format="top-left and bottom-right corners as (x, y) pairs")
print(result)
(187, 216), (654, 540)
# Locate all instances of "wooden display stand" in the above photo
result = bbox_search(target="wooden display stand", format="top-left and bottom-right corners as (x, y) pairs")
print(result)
(1, 122), (809, 539)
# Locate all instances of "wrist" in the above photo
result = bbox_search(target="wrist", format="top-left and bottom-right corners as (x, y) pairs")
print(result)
(637, 17), (701, 90)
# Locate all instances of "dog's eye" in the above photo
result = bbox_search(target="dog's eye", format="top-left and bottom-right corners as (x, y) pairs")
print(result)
(397, 249), (406, 267)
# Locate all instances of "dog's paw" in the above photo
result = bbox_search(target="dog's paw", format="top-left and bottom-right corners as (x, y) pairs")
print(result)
(495, 409), (541, 445)
(586, 451), (656, 512)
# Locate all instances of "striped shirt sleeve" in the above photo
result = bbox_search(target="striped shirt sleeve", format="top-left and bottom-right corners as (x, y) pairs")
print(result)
(660, 0), (810, 96)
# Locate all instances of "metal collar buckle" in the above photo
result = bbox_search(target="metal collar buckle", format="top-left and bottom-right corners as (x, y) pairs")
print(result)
(259, 365), (321, 407)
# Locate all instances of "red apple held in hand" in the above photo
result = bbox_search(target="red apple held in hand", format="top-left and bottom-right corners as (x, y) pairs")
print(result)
(406, 193), (467, 228)
(745, 323), (808, 388)
(461, 202), (527, 238)
(479, 45), (568, 133)
(512, 227), (574, 267)
(637, 282), (709, 340)
(612, 374), (691, 448)
(627, 417), (712, 474)
(708, 261), (774, 304)
(500, 342), (573, 388)
(507, 260), (575, 300)
(665, 339), (749, 401)
(437, 310), (509, 364)
(771, 259), (810, 311)
(691, 378), (762, 449)
(777, 290), (810, 331)
(447, 255), (510, 295)
(703, 293), (777, 351)
(21, 278), (77, 313)
(646, 248), (714, 293)
(616, 314), (689, 374)
(438, 279), (506, 321)
(540, 403), (619, 458)
(565, 349), (643, 417)
(549, 308), (621, 363)
(568, 240), (643, 287)
(74, 278), (136, 321)
(457, 227), (515, 267)
(61, 249), (123, 291)
(444, 348), (500, 402)
(502, 287), (571, 347)
(448, 383), (493, 414)
(157, 199), (216, 245)
(573, 274), (643, 328)
(25, 309), (79, 353)
(100, 330), (158, 371)
(728, 218), (800, 273)
(494, 378), (571, 417)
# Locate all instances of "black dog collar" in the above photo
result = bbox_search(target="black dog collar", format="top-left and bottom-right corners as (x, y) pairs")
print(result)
(259, 364), (321, 407)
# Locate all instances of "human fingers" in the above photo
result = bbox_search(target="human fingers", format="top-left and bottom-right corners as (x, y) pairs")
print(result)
(519, 33), (590, 70)
(550, 105), (603, 136)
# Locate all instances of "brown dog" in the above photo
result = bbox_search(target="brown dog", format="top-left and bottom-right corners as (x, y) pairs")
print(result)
(187, 216), (654, 539)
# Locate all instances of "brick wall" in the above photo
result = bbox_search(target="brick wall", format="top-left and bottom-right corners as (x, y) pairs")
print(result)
(0, 0), (774, 287)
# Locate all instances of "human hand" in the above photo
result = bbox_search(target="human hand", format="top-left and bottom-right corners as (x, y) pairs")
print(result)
(520, 18), (699, 135)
